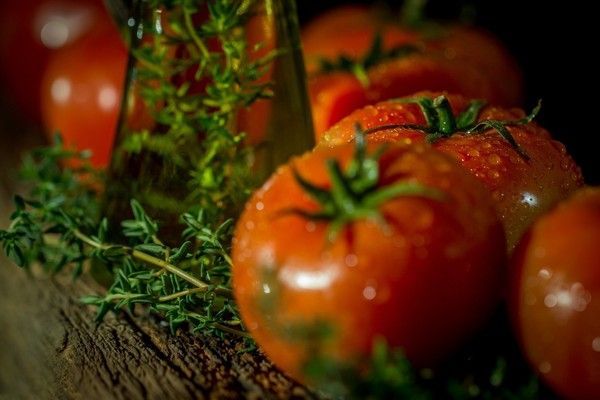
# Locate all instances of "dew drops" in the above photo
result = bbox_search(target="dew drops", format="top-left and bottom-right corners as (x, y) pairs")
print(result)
(366, 105), (378, 117)
(539, 362), (552, 374)
(521, 192), (538, 207)
(467, 149), (480, 158)
(255, 201), (264, 211)
(245, 221), (255, 231)
(544, 294), (558, 308)
(262, 283), (271, 294)
(488, 154), (502, 165)
(537, 268), (551, 279)
(492, 191), (505, 202)
(305, 222), (316, 233)
(363, 286), (377, 300)
(41, 19), (70, 49)
(592, 338), (600, 352)
(51, 77), (71, 104)
(98, 86), (118, 111)
(345, 254), (358, 267)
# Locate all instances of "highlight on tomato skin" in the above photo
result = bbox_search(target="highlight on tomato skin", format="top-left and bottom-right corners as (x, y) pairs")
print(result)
(302, 5), (523, 137)
(318, 92), (584, 251)
(40, 20), (128, 168)
(509, 187), (600, 400)
(232, 140), (506, 384)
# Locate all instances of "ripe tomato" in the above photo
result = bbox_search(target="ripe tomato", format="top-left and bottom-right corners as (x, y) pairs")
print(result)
(233, 140), (506, 383)
(40, 22), (127, 168)
(319, 92), (583, 251)
(302, 6), (522, 137)
(510, 188), (600, 400)
(0, 0), (105, 120)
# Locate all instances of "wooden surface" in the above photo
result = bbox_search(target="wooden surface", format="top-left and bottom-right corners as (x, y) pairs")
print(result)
(0, 121), (314, 399)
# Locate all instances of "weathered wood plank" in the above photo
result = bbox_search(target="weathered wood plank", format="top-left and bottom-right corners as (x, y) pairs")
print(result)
(0, 112), (314, 400)
(0, 259), (314, 399)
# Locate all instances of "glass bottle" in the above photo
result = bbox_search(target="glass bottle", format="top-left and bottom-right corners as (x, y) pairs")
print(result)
(103, 0), (314, 243)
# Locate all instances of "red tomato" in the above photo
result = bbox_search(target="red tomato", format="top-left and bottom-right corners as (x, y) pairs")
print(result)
(40, 23), (127, 167)
(319, 92), (584, 251)
(302, 6), (522, 137)
(510, 188), (600, 400)
(0, 0), (105, 120)
(233, 141), (506, 383)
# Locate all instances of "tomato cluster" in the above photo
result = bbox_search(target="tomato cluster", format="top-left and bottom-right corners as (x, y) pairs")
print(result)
(233, 92), (595, 398)
(230, 6), (597, 398)
(302, 5), (522, 137)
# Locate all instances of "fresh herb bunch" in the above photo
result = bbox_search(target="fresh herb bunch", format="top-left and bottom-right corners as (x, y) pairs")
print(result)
(108, 0), (279, 227)
(1, 138), (248, 339)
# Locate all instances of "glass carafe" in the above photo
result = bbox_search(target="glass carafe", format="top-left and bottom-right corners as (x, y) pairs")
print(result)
(103, 0), (314, 242)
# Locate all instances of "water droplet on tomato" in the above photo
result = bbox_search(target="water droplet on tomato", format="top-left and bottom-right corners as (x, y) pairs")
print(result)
(467, 149), (480, 158)
(363, 285), (377, 300)
(262, 283), (271, 294)
(592, 338), (600, 352)
(537, 268), (551, 279)
(345, 254), (358, 267)
(51, 77), (71, 104)
(544, 294), (558, 308)
(539, 361), (552, 374)
(488, 154), (502, 165)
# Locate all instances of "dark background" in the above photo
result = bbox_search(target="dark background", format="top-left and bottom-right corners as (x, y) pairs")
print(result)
(297, 0), (599, 184)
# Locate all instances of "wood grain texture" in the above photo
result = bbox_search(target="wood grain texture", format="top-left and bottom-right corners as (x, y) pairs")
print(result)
(0, 117), (314, 400)
(0, 264), (314, 399)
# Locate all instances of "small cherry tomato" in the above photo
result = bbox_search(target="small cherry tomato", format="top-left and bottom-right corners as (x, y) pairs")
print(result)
(510, 188), (600, 400)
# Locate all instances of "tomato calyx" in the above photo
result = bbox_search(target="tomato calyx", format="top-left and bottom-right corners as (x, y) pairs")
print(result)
(317, 34), (420, 87)
(367, 95), (541, 159)
(288, 125), (444, 241)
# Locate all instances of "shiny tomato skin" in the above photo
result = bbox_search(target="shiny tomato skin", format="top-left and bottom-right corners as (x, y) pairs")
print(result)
(319, 93), (584, 251)
(510, 188), (600, 400)
(302, 7), (522, 137)
(40, 24), (127, 168)
(233, 142), (506, 383)
(0, 0), (105, 120)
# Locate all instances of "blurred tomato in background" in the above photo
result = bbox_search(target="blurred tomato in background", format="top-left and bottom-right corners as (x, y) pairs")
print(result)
(41, 22), (127, 167)
(0, 0), (105, 121)
(0, 0), (127, 168)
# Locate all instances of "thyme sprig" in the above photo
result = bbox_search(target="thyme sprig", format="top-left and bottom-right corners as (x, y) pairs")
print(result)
(0, 138), (247, 339)
(114, 0), (278, 219)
